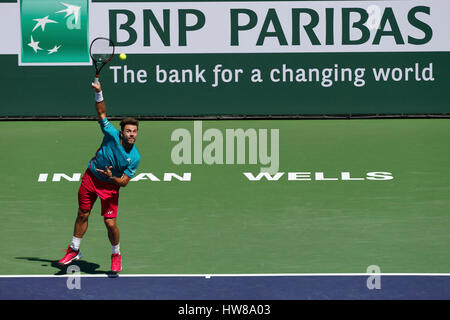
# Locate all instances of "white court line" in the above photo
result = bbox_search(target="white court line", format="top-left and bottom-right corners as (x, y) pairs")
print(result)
(0, 273), (449, 278)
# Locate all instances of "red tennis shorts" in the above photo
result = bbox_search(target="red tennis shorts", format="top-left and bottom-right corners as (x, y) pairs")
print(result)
(78, 169), (120, 218)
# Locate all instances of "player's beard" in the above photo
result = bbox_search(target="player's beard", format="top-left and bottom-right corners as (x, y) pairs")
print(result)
(121, 135), (136, 149)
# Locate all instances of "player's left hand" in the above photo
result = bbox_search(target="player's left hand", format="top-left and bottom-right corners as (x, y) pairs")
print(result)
(96, 166), (113, 179)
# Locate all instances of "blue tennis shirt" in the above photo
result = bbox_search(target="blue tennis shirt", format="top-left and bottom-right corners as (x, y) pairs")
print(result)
(88, 118), (141, 183)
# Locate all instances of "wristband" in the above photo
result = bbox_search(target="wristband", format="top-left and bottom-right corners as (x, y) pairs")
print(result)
(95, 91), (104, 103)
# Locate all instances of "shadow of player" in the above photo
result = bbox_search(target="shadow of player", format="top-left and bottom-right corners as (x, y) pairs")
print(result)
(15, 257), (118, 277)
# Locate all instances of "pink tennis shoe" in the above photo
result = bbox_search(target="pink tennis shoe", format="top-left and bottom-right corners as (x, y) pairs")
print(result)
(111, 253), (122, 273)
(58, 245), (82, 265)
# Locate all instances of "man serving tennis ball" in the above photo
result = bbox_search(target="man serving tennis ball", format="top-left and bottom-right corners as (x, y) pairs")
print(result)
(58, 80), (141, 273)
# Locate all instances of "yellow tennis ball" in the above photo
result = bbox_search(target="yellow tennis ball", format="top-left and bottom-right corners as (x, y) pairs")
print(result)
(119, 53), (127, 60)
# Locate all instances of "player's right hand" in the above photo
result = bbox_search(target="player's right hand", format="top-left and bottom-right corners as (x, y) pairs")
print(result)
(92, 80), (102, 93)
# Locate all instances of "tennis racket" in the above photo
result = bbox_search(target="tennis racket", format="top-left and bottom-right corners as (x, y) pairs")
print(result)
(89, 37), (115, 84)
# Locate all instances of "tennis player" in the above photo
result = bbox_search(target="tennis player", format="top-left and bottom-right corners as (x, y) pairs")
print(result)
(58, 80), (141, 272)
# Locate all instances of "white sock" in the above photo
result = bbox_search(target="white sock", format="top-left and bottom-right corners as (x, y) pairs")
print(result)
(112, 244), (120, 254)
(71, 236), (82, 251)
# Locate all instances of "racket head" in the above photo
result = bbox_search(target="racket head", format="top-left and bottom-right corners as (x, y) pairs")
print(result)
(89, 37), (115, 75)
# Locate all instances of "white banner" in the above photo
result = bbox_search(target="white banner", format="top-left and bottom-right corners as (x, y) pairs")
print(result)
(0, 3), (20, 54)
(1, 1), (450, 54)
(91, 0), (450, 53)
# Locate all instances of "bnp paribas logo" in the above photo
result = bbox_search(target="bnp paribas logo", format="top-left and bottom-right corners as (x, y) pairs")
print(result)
(19, 0), (89, 65)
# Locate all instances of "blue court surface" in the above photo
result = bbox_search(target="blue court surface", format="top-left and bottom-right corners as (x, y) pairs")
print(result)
(0, 274), (449, 300)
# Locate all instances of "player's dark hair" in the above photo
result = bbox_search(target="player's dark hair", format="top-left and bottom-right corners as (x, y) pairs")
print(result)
(120, 117), (139, 131)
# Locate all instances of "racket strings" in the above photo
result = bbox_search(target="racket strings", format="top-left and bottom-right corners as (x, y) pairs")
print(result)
(90, 38), (114, 63)
(89, 37), (115, 76)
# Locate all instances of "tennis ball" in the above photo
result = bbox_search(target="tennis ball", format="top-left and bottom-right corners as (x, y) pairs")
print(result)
(119, 53), (127, 60)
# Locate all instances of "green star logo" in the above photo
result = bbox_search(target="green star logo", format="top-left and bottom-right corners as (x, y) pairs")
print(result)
(20, 0), (89, 65)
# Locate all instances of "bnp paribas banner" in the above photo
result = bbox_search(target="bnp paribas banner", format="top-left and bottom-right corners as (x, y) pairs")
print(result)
(0, 0), (449, 117)
(19, 0), (89, 65)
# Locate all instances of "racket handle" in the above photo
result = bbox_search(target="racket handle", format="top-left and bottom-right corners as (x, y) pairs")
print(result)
(93, 76), (99, 84)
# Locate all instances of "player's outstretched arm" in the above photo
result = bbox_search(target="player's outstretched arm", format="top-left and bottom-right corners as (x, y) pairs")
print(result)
(92, 80), (106, 120)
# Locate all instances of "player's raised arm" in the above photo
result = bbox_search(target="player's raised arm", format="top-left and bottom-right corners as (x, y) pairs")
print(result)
(92, 80), (106, 120)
